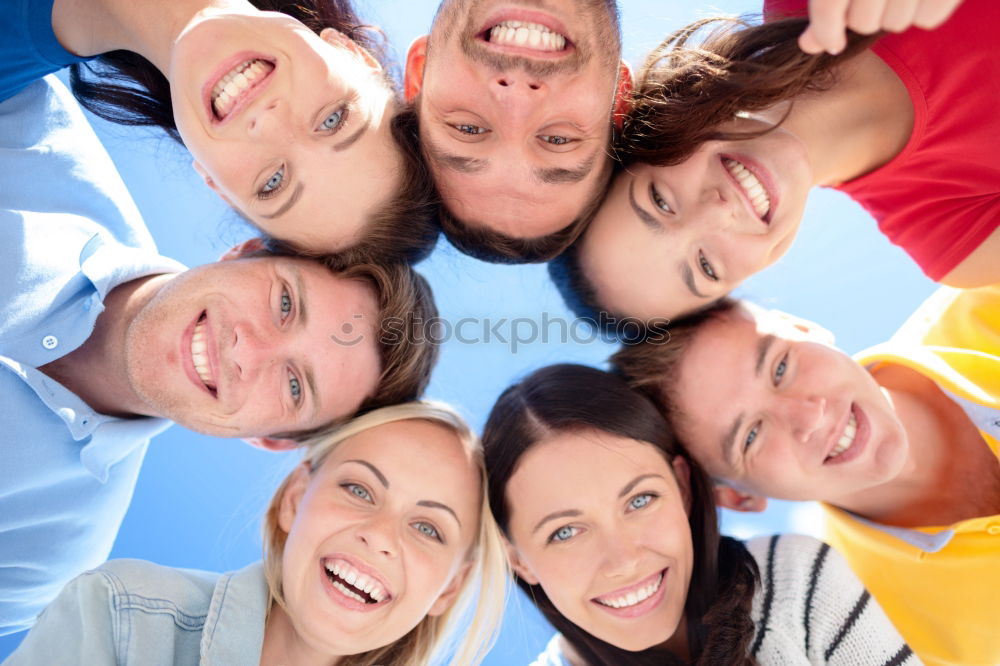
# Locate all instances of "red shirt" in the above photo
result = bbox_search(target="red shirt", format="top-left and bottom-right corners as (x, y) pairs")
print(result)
(765, 0), (1000, 280)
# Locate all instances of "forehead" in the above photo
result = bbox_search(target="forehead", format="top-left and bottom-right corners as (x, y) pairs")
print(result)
(330, 420), (480, 513)
(508, 430), (670, 514)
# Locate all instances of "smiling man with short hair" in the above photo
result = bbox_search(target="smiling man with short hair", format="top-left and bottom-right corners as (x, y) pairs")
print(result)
(0, 76), (437, 635)
(613, 288), (1000, 665)
(404, 0), (630, 262)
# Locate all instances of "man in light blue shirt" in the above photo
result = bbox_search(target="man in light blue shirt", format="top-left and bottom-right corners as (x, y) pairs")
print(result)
(0, 76), (435, 635)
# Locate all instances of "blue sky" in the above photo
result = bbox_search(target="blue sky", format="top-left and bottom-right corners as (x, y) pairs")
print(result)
(0, 0), (938, 662)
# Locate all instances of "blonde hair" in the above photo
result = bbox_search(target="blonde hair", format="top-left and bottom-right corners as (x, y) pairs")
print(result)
(262, 402), (508, 666)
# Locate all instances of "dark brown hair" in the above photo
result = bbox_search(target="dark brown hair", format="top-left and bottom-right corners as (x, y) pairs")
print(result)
(482, 363), (758, 665)
(68, 1), (440, 266)
(552, 15), (878, 319)
(436, 147), (614, 264)
(611, 299), (741, 426)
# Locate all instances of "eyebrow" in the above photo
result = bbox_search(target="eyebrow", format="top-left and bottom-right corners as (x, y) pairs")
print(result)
(289, 266), (318, 420)
(345, 459), (390, 488)
(721, 334), (777, 465)
(628, 177), (661, 230)
(426, 142), (489, 173)
(534, 151), (598, 185)
(532, 508), (583, 535)
(417, 500), (462, 528)
(619, 473), (664, 498)
(260, 181), (304, 220)
(680, 263), (709, 299)
(333, 116), (370, 152)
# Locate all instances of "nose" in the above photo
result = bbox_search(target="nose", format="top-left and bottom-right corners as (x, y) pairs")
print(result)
(355, 514), (400, 558)
(775, 394), (827, 443)
(490, 72), (546, 116)
(246, 98), (288, 138)
(598, 531), (642, 580)
(229, 321), (276, 380)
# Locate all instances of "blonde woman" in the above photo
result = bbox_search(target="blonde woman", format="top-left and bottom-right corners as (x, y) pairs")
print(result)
(5, 403), (507, 666)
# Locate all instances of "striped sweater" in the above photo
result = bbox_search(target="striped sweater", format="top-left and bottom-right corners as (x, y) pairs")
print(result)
(530, 534), (919, 665)
(745, 534), (920, 665)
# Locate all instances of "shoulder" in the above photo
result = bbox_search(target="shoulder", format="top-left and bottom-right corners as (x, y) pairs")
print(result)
(91, 559), (221, 614)
(745, 533), (857, 610)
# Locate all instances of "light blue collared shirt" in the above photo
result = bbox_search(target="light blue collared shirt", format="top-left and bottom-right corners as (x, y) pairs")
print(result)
(3, 560), (268, 665)
(0, 76), (185, 635)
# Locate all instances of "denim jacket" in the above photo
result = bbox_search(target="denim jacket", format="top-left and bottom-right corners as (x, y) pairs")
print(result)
(3, 559), (268, 665)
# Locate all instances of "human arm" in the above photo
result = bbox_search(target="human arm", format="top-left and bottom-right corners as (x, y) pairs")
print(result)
(2, 570), (120, 665)
(797, 0), (963, 54)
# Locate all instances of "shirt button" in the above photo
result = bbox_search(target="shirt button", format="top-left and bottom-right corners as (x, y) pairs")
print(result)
(988, 524), (1000, 536)
(41, 335), (58, 350)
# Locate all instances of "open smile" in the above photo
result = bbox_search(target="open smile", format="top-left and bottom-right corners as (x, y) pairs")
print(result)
(203, 52), (276, 124)
(320, 556), (393, 612)
(183, 311), (219, 398)
(823, 403), (869, 465)
(478, 9), (573, 58)
(591, 568), (668, 619)
(721, 155), (776, 225)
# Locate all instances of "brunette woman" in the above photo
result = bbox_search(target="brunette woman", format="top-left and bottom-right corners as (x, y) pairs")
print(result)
(552, 0), (996, 323)
(5, 403), (506, 666)
(3, 0), (437, 264)
(483, 364), (916, 665)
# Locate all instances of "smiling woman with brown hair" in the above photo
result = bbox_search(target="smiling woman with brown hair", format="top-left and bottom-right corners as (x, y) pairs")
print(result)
(1, 0), (438, 264)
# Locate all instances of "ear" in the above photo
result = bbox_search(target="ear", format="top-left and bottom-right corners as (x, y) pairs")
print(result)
(503, 537), (539, 585)
(242, 435), (301, 451)
(428, 560), (472, 616)
(191, 159), (237, 208)
(278, 462), (312, 533)
(404, 36), (429, 103)
(319, 27), (381, 71)
(670, 455), (693, 513)
(714, 484), (768, 513)
(219, 238), (267, 261)
(767, 309), (836, 347)
(612, 59), (633, 131)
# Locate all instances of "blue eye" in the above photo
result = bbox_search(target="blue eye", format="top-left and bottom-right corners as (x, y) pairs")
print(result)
(628, 493), (655, 511)
(413, 522), (442, 542)
(744, 424), (759, 450)
(549, 525), (578, 543)
(344, 483), (372, 501)
(698, 251), (718, 281)
(259, 166), (285, 198)
(541, 134), (570, 145)
(280, 288), (292, 321)
(454, 124), (487, 135)
(774, 355), (788, 384)
(288, 371), (302, 402)
(320, 108), (345, 131)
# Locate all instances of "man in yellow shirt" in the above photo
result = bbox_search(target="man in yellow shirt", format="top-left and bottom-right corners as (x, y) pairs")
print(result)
(613, 286), (1000, 665)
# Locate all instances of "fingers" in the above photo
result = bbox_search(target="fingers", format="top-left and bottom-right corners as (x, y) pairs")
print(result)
(879, 0), (919, 33)
(800, 0), (851, 54)
(912, 0), (963, 29)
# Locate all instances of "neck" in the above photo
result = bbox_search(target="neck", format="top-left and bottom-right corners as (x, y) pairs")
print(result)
(260, 604), (343, 666)
(51, 0), (255, 72)
(776, 50), (913, 187)
(40, 274), (172, 419)
(834, 364), (996, 527)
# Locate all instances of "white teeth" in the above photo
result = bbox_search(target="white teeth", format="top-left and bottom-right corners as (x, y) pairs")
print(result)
(323, 559), (389, 604)
(190, 319), (214, 390)
(827, 412), (858, 460)
(488, 21), (567, 51)
(210, 59), (274, 119)
(596, 573), (663, 609)
(723, 158), (771, 219)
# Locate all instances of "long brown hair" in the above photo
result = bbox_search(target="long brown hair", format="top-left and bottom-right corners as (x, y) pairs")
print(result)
(482, 364), (758, 665)
(69, 0), (440, 266)
(619, 15), (879, 169)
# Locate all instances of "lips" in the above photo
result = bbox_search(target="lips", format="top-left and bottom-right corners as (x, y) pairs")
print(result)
(824, 404), (868, 465)
(721, 155), (778, 225)
(320, 556), (393, 612)
(591, 568), (668, 618)
(478, 9), (573, 57)
(202, 52), (276, 124)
